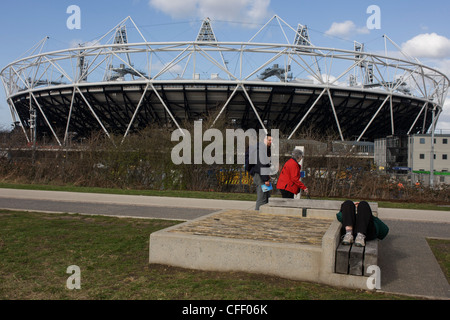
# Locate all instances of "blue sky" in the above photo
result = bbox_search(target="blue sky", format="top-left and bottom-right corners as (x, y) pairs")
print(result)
(1, 0), (450, 132)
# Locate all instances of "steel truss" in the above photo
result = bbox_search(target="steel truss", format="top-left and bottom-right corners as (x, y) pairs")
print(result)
(1, 15), (448, 145)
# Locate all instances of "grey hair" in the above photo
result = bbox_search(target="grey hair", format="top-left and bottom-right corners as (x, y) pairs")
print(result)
(292, 149), (304, 160)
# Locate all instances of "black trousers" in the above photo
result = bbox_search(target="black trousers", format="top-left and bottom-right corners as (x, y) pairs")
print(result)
(280, 189), (295, 198)
(340, 200), (377, 240)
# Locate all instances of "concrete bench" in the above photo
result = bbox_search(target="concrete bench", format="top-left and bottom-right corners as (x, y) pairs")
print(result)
(260, 198), (378, 219)
(149, 207), (382, 290)
(335, 240), (378, 276)
(261, 198), (380, 277)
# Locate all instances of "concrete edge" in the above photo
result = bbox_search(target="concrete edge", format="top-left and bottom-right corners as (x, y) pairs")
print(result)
(149, 211), (324, 282)
(261, 200), (379, 219)
(149, 209), (375, 291)
(268, 198), (379, 212)
(0, 188), (256, 210)
(0, 207), (188, 221)
(319, 219), (370, 291)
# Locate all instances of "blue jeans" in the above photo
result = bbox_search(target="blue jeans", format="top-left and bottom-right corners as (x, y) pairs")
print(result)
(253, 173), (270, 210)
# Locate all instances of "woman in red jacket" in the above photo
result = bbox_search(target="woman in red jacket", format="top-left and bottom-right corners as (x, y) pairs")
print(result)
(276, 149), (309, 198)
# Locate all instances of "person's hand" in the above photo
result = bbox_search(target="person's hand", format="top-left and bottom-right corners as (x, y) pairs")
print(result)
(304, 188), (309, 194)
(265, 181), (270, 186)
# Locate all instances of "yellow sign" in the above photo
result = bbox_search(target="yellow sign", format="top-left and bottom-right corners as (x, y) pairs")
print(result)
(219, 171), (253, 185)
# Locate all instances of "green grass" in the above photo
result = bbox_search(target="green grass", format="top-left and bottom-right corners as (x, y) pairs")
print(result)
(427, 238), (450, 284)
(1, 182), (449, 211)
(0, 210), (417, 300)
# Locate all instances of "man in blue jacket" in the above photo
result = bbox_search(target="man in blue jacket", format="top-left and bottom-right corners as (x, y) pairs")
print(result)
(247, 134), (273, 210)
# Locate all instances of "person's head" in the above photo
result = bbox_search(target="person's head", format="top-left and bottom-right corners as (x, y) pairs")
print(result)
(292, 149), (303, 162)
(263, 134), (272, 147)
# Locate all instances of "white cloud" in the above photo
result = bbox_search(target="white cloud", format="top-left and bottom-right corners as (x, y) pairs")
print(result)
(149, 0), (196, 18)
(436, 96), (450, 131)
(402, 33), (450, 59)
(152, 61), (184, 76)
(69, 39), (100, 49)
(149, 0), (271, 23)
(307, 74), (345, 86)
(324, 20), (369, 38)
(421, 58), (450, 132)
(420, 24), (429, 31)
(433, 59), (450, 77)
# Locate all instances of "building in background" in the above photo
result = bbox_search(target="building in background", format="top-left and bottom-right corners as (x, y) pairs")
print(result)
(374, 135), (409, 172)
(408, 134), (450, 186)
(375, 133), (450, 186)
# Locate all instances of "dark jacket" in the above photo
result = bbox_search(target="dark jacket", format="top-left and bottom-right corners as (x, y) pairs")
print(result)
(276, 158), (307, 194)
(246, 142), (271, 182)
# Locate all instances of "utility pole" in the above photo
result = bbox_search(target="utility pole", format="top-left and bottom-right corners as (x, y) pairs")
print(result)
(430, 105), (436, 187)
(29, 104), (37, 165)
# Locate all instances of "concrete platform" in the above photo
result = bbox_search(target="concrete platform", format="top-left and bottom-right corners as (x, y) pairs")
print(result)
(260, 198), (378, 218)
(149, 209), (374, 291)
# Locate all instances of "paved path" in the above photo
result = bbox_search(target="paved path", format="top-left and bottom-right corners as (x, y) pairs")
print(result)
(0, 188), (253, 219)
(0, 188), (449, 299)
(1, 188), (449, 222)
(0, 197), (216, 221)
(379, 220), (449, 298)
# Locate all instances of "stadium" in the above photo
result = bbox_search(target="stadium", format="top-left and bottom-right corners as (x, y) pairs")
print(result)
(1, 15), (448, 146)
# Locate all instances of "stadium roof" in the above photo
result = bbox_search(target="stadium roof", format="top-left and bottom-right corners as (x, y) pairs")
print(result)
(1, 16), (448, 145)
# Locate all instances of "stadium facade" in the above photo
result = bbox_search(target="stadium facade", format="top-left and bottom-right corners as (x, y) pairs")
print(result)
(1, 16), (448, 146)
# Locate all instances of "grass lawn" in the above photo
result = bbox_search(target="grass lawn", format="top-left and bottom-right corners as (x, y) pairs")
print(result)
(427, 238), (450, 284)
(0, 210), (419, 301)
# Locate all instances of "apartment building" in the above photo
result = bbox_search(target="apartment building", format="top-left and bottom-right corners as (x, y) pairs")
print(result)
(374, 135), (409, 171)
(408, 134), (450, 185)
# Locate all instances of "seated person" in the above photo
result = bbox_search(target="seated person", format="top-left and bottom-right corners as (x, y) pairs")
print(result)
(336, 200), (389, 247)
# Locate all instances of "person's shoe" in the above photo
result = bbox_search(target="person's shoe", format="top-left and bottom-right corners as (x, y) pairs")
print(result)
(341, 232), (353, 245)
(355, 233), (366, 247)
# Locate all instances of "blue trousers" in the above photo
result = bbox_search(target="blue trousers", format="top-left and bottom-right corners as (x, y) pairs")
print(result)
(253, 173), (270, 210)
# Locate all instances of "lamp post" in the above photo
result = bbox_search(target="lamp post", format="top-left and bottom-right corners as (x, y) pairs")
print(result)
(430, 105), (436, 187)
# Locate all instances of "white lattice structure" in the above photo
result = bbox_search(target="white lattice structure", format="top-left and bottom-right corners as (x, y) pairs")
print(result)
(1, 15), (448, 146)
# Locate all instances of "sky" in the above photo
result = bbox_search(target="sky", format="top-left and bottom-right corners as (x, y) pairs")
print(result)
(1, 0), (450, 133)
